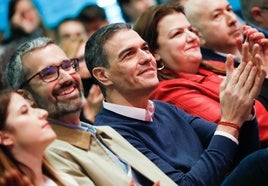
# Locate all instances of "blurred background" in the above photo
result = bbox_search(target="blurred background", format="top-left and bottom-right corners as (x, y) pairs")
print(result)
(0, 0), (125, 39)
(0, 0), (241, 39)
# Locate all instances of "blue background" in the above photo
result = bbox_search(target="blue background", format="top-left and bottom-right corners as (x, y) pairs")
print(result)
(0, 0), (241, 38)
(0, 0), (124, 38)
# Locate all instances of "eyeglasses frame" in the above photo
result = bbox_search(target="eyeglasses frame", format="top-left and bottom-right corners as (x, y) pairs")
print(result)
(19, 58), (79, 89)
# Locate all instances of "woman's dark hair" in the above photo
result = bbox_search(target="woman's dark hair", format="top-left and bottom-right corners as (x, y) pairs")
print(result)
(134, 4), (185, 80)
(134, 4), (184, 55)
(0, 89), (31, 181)
(134, 4), (226, 80)
(0, 89), (65, 185)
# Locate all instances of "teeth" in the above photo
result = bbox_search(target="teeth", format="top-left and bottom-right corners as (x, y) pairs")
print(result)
(58, 87), (75, 96)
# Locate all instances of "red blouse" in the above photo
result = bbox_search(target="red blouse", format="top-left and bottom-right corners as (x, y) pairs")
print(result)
(150, 67), (268, 146)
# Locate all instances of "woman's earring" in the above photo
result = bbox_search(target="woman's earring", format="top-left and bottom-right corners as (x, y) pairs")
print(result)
(157, 62), (165, 71)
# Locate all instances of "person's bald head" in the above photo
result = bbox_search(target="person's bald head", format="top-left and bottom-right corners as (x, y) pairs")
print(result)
(184, 0), (242, 54)
(184, 0), (205, 30)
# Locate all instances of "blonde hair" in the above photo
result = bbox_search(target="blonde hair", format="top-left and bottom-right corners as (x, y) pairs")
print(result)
(60, 38), (87, 59)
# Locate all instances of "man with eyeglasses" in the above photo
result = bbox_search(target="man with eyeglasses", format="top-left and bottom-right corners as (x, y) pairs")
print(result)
(5, 37), (174, 186)
(240, 0), (268, 38)
(85, 22), (263, 185)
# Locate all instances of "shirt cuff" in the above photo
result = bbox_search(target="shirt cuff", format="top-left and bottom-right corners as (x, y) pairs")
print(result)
(214, 130), (239, 145)
(247, 106), (256, 121)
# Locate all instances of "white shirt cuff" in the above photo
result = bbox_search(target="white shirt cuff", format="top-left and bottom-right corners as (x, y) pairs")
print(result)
(214, 130), (239, 145)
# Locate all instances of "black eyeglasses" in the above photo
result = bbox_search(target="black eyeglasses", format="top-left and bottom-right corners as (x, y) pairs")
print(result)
(20, 58), (79, 88)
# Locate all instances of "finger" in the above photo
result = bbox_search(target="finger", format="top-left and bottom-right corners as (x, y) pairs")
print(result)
(244, 28), (261, 37)
(237, 62), (258, 94)
(258, 38), (268, 47)
(4, 171), (17, 185)
(226, 60), (248, 92)
(128, 179), (136, 186)
(251, 43), (260, 66)
(224, 54), (234, 84)
(250, 32), (265, 41)
(236, 36), (243, 53)
(221, 55), (240, 93)
(255, 54), (266, 78)
(235, 62), (255, 93)
(225, 54), (235, 74)
(153, 181), (160, 186)
(88, 85), (99, 101)
(21, 176), (32, 186)
(89, 84), (99, 96)
(248, 66), (264, 99)
(242, 26), (261, 39)
(241, 42), (251, 62)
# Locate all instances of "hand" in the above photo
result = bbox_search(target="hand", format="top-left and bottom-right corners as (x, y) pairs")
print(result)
(236, 25), (266, 54)
(0, 169), (33, 186)
(242, 25), (268, 78)
(220, 42), (265, 127)
(83, 84), (103, 123)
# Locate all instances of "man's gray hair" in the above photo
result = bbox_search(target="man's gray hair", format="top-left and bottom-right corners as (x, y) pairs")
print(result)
(6, 37), (54, 90)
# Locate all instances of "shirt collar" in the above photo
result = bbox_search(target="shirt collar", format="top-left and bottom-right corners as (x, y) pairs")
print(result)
(48, 119), (110, 150)
(103, 100), (155, 122)
(214, 51), (241, 63)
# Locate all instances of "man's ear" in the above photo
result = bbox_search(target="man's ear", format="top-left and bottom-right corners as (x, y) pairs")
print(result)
(17, 89), (36, 107)
(0, 131), (14, 146)
(92, 67), (113, 86)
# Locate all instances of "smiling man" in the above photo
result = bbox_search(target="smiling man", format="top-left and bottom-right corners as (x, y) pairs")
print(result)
(85, 23), (263, 185)
(5, 37), (176, 186)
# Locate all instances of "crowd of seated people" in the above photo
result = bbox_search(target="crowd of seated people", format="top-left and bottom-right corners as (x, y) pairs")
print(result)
(86, 22), (265, 185)
(134, 3), (268, 147)
(1, 1), (268, 185)
(5, 36), (168, 186)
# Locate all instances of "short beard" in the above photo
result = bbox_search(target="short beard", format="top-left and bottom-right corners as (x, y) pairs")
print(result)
(28, 87), (84, 119)
(48, 95), (84, 118)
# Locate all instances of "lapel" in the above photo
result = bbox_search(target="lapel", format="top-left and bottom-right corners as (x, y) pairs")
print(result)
(51, 123), (91, 150)
(50, 122), (176, 185)
(96, 126), (177, 186)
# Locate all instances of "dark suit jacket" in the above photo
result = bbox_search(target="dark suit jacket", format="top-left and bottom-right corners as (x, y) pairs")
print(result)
(201, 47), (240, 67)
